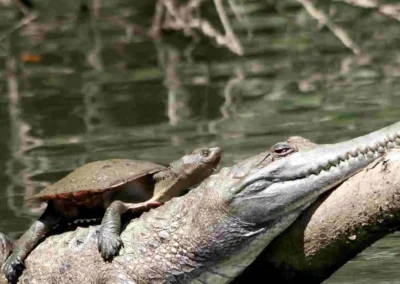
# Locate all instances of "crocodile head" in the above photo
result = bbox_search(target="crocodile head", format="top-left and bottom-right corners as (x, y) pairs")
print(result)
(228, 123), (400, 227)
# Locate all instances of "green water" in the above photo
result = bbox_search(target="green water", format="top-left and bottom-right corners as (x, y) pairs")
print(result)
(0, 0), (399, 282)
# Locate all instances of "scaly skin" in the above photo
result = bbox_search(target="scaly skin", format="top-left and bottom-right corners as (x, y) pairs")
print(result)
(1, 121), (400, 283)
(2, 147), (222, 283)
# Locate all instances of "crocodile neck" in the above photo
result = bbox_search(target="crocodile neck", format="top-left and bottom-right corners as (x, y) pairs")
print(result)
(119, 171), (263, 283)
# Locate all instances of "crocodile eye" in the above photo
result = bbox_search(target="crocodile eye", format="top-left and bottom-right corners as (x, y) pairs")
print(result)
(271, 142), (294, 158)
(200, 149), (210, 157)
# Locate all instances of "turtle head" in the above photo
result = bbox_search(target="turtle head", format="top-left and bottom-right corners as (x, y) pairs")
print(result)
(186, 147), (222, 165)
(152, 147), (222, 201)
(170, 146), (222, 185)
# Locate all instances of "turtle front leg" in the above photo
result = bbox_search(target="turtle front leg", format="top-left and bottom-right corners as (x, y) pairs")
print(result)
(0, 233), (14, 267)
(2, 202), (62, 283)
(98, 200), (162, 261)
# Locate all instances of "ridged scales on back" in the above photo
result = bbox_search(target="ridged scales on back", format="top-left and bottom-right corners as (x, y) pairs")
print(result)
(31, 159), (166, 201)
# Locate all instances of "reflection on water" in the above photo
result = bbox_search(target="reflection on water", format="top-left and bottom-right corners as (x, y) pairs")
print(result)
(0, 0), (400, 281)
(326, 232), (400, 284)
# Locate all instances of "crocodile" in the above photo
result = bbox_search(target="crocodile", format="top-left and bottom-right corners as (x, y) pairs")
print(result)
(0, 121), (399, 283)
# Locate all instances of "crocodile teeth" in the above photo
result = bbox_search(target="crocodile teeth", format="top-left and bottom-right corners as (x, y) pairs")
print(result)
(358, 145), (368, 154)
(340, 152), (349, 161)
(379, 139), (388, 147)
(366, 151), (375, 158)
(370, 142), (379, 152)
(328, 157), (337, 166)
(358, 154), (366, 161)
(286, 130), (400, 182)
(378, 146), (385, 154)
(388, 133), (396, 141)
(387, 142), (396, 149)
(349, 149), (358, 158)
(321, 159), (333, 170)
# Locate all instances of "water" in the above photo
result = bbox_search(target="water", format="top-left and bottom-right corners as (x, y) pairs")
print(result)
(0, 0), (399, 282)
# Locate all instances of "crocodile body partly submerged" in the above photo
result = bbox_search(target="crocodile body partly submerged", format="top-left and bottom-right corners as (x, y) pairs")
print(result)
(1, 121), (400, 283)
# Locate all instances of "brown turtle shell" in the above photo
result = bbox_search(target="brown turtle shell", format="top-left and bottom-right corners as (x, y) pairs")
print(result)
(30, 159), (166, 201)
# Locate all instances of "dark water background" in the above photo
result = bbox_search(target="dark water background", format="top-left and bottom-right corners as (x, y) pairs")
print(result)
(0, 0), (400, 282)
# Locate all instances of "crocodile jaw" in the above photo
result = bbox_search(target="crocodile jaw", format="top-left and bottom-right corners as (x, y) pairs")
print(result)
(246, 121), (400, 183)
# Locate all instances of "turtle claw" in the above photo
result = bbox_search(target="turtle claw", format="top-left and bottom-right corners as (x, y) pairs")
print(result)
(98, 234), (123, 261)
(2, 253), (24, 284)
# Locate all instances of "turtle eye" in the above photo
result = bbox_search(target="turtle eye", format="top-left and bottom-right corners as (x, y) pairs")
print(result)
(200, 149), (210, 157)
(271, 142), (294, 158)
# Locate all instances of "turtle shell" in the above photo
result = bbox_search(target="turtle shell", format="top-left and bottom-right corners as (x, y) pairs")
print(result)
(30, 159), (166, 201)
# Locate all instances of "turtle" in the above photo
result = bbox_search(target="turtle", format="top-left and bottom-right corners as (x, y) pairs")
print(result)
(2, 146), (222, 283)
